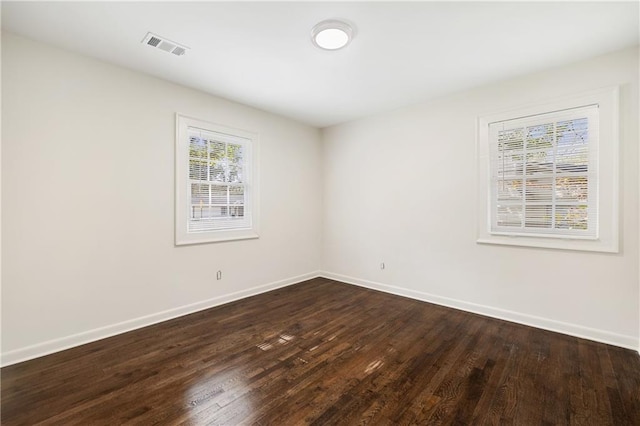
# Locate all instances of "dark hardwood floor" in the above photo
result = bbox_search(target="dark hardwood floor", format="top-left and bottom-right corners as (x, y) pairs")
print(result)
(2, 278), (639, 425)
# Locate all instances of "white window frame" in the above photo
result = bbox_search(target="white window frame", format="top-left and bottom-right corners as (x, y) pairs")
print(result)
(175, 114), (260, 245)
(476, 87), (619, 252)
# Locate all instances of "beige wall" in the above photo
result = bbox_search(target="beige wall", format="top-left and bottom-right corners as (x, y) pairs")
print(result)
(1, 33), (323, 364)
(322, 47), (639, 349)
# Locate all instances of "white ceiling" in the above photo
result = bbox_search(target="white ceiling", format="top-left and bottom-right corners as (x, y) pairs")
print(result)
(2, 2), (638, 128)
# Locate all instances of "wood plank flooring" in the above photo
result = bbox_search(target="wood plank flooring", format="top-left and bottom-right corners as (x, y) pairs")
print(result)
(2, 278), (639, 425)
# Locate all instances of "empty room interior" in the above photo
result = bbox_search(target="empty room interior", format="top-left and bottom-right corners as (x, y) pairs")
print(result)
(2, 1), (640, 424)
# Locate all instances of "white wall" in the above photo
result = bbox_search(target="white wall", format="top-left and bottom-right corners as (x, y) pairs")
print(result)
(2, 33), (638, 365)
(1, 33), (323, 364)
(322, 47), (639, 350)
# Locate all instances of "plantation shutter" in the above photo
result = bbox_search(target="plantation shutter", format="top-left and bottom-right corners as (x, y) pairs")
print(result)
(488, 105), (599, 238)
(187, 127), (251, 233)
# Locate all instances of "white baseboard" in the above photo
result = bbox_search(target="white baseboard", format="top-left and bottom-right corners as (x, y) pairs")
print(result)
(319, 271), (639, 352)
(1, 271), (322, 367)
(4, 270), (636, 366)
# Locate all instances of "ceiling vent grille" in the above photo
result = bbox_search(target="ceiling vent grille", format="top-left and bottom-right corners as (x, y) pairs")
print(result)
(142, 32), (189, 56)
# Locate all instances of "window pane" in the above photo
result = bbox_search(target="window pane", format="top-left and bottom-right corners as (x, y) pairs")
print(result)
(556, 176), (588, 202)
(227, 143), (244, 183)
(497, 152), (523, 177)
(556, 117), (588, 173)
(209, 141), (227, 182)
(498, 179), (522, 201)
(211, 185), (227, 205)
(210, 206), (229, 218)
(556, 205), (588, 230)
(201, 206), (215, 219)
(209, 140), (226, 159)
(497, 205), (522, 227)
(557, 118), (588, 146)
(525, 150), (554, 175)
(525, 178), (552, 202)
(191, 205), (211, 220)
(525, 205), (552, 228)
(229, 185), (244, 201)
(190, 184), (209, 220)
(557, 145), (588, 174)
(498, 128), (524, 151)
(526, 123), (553, 150)
(230, 205), (244, 218)
(229, 185), (245, 217)
(525, 122), (554, 177)
(189, 158), (207, 181)
(189, 136), (207, 158)
(190, 183), (208, 204)
(525, 160), (553, 175)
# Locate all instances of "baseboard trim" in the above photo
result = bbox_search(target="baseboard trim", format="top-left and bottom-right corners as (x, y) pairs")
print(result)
(4, 270), (636, 366)
(1, 271), (322, 367)
(319, 271), (639, 352)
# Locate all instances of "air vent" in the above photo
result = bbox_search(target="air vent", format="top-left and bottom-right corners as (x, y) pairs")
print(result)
(141, 32), (189, 57)
(172, 47), (186, 56)
(147, 36), (161, 47)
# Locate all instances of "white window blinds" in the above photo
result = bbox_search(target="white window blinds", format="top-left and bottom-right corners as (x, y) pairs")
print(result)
(488, 105), (599, 239)
(187, 128), (252, 233)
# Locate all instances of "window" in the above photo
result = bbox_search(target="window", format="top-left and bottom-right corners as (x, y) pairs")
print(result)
(490, 106), (598, 238)
(176, 115), (259, 245)
(477, 87), (619, 252)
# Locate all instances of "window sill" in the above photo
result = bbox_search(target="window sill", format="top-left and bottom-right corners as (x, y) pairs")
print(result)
(476, 235), (618, 253)
(175, 230), (259, 246)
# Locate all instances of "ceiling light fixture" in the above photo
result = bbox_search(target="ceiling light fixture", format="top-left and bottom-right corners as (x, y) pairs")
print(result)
(311, 20), (353, 51)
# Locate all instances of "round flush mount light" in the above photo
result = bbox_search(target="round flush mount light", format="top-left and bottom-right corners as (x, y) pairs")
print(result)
(311, 20), (354, 50)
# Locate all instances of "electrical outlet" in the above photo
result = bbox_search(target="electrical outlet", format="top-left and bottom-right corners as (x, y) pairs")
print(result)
(380, 262), (385, 270)
(216, 270), (222, 280)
